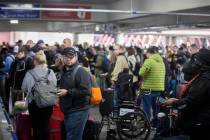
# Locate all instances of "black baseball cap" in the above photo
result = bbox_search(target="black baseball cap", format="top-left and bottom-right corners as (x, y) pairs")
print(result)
(62, 47), (77, 56)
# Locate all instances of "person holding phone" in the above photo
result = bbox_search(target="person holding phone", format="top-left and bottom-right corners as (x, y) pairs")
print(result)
(57, 47), (91, 140)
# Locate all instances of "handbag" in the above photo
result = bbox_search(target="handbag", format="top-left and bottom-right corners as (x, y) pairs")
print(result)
(176, 74), (199, 99)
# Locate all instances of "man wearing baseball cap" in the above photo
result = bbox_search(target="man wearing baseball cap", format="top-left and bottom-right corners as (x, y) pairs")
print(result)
(57, 47), (91, 140)
(32, 40), (45, 53)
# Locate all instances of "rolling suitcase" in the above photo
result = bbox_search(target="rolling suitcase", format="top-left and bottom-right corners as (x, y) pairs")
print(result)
(83, 115), (102, 140)
(15, 91), (32, 140)
(99, 88), (114, 117)
(16, 112), (33, 140)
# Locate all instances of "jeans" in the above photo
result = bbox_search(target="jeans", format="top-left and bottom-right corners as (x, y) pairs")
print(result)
(141, 91), (161, 127)
(64, 109), (89, 140)
(0, 80), (6, 103)
(96, 76), (106, 90)
(113, 84), (120, 108)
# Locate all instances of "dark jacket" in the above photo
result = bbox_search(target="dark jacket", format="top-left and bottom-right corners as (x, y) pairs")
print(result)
(9, 56), (34, 90)
(59, 63), (91, 114)
(175, 71), (210, 128)
(31, 45), (40, 53)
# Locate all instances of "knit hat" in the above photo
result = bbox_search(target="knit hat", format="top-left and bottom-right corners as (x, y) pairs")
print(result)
(195, 48), (210, 66)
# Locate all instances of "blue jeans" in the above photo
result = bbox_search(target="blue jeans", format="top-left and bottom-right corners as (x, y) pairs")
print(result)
(64, 109), (89, 140)
(113, 84), (120, 108)
(141, 91), (161, 127)
(96, 76), (106, 90)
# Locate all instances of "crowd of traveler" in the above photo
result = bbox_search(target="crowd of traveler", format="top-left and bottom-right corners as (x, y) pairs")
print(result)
(0, 38), (210, 140)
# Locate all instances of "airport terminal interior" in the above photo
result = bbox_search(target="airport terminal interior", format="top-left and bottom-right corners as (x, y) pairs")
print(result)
(0, 0), (210, 140)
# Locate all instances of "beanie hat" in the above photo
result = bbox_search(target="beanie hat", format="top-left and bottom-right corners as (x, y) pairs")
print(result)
(195, 48), (210, 66)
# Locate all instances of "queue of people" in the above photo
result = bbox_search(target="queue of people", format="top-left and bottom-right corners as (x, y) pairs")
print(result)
(0, 38), (210, 140)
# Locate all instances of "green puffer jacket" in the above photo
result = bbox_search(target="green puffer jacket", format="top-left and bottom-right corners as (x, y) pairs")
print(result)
(139, 53), (165, 91)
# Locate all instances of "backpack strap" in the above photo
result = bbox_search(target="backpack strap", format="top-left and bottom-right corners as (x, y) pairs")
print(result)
(7, 55), (15, 61)
(124, 55), (135, 75)
(28, 70), (38, 82)
(45, 69), (51, 79)
(71, 65), (82, 87)
(187, 74), (199, 85)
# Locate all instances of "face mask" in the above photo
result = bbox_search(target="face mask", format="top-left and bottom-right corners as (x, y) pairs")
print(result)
(183, 56), (202, 81)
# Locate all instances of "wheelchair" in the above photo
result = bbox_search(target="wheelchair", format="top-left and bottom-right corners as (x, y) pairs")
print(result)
(155, 96), (182, 139)
(99, 88), (151, 140)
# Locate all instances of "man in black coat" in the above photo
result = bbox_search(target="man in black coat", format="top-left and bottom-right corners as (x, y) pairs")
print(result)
(9, 45), (34, 104)
(57, 47), (91, 140)
(165, 48), (210, 140)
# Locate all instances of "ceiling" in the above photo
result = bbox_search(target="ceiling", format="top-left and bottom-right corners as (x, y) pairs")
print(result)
(112, 6), (210, 33)
(0, 1), (210, 33)
(0, 0), (120, 4)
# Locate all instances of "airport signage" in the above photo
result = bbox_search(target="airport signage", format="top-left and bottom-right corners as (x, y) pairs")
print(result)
(41, 4), (91, 20)
(0, 4), (40, 19)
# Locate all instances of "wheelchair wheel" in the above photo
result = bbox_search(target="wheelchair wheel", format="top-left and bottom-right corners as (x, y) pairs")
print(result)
(116, 111), (151, 140)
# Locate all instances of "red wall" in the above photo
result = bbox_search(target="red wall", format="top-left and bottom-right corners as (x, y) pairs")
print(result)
(0, 32), (10, 44)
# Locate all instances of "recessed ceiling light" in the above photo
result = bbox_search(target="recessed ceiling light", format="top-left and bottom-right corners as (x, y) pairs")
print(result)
(10, 20), (19, 24)
(95, 25), (100, 31)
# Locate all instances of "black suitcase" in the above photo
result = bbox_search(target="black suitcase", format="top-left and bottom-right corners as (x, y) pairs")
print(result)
(83, 119), (102, 140)
(99, 89), (114, 117)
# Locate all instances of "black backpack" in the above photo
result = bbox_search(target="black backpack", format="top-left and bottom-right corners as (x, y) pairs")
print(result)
(125, 55), (141, 76)
(102, 55), (110, 73)
(117, 69), (135, 101)
(131, 61), (141, 76)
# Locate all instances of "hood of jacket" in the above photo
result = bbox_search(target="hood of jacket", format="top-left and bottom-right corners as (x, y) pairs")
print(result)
(149, 53), (163, 63)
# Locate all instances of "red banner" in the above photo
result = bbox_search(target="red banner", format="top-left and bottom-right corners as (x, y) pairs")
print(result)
(41, 4), (91, 20)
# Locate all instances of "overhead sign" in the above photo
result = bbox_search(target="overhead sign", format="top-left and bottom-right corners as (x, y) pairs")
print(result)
(0, 4), (40, 19)
(41, 4), (91, 20)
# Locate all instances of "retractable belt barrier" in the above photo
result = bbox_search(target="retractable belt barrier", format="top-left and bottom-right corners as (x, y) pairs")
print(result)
(0, 97), (17, 140)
